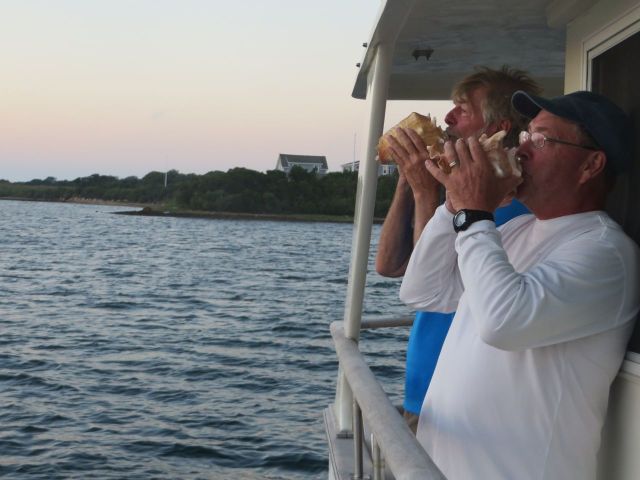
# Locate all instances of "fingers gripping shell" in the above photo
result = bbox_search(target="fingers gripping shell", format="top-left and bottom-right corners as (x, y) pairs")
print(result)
(477, 131), (522, 178)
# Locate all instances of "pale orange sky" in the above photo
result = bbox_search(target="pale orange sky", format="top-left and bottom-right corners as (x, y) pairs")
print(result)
(1, 1), (452, 182)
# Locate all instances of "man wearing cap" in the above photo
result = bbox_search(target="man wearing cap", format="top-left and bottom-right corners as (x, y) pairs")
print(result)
(399, 90), (640, 480)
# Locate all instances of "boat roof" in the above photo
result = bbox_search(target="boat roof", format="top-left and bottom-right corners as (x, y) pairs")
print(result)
(352, 0), (591, 100)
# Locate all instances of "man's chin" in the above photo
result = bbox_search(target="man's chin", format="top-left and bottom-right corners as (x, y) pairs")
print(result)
(514, 184), (528, 202)
(444, 129), (458, 141)
(499, 195), (514, 208)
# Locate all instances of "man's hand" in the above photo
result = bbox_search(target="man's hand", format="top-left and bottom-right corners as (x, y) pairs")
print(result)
(425, 137), (522, 213)
(383, 127), (440, 200)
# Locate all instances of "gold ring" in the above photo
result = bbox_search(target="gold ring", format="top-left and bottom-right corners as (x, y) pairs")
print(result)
(448, 160), (458, 168)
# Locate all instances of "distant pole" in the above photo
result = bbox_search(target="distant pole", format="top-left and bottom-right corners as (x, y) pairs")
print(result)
(164, 171), (168, 188)
(353, 132), (357, 171)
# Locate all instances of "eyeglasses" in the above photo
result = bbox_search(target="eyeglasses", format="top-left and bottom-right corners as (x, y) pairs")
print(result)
(518, 131), (599, 151)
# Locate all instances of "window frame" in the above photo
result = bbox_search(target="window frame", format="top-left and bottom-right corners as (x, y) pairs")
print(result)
(582, 9), (640, 362)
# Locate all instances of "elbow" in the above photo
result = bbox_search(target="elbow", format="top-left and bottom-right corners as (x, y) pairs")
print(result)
(375, 257), (407, 278)
(399, 281), (423, 309)
(375, 259), (392, 277)
(478, 329), (514, 351)
(474, 281), (535, 351)
(400, 274), (460, 312)
(477, 324), (526, 351)
(398, 281), (411, 306)
(398, 282), (408, 304)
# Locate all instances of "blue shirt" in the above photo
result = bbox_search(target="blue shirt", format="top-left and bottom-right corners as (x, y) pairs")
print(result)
(403, 199), (530, 414)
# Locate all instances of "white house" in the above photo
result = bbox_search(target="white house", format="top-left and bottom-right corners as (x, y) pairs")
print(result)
(341, 160), (397, 176)
(275, 154), (328, 176)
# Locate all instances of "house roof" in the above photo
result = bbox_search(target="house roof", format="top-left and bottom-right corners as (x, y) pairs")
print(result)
(278, 154), (328, 169)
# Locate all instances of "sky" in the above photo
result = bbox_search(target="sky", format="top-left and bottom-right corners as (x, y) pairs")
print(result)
(1, 1), (452, 182)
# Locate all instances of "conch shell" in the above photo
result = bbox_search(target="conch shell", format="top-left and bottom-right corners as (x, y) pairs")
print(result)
(478, 131), (522, 178)
(437, 130), (522, 177)
(377, 114), (521, 179)
(377, 112), (446, 163)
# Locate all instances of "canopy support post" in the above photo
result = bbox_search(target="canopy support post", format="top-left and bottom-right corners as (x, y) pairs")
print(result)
(334, 41), (393, 434)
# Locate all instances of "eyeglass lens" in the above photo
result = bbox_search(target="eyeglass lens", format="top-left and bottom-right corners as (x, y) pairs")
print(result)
(519, 131), (544, 148)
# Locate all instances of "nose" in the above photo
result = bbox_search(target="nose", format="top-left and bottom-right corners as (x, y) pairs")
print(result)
(515, 144), (529, 163)
(444, 108), (457, 126)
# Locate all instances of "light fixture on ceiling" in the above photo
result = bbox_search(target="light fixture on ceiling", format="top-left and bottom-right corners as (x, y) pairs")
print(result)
(412, 47), (434, 61)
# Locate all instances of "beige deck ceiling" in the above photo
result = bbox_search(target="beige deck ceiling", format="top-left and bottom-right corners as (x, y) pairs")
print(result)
(352, 0), (585, 100)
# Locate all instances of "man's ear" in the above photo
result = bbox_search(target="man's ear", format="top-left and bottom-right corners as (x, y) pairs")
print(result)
(484, 120), (511, 136)
(578, 151), (607, 184)
(498, 119), (511, 134)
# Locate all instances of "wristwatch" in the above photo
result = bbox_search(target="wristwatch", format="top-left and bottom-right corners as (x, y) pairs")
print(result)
(453, 209), (494, 232)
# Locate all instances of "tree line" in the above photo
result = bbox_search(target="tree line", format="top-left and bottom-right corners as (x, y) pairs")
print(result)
(0, 166), (399, 218)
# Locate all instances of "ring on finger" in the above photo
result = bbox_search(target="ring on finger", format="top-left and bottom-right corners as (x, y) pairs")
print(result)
(448, 160), (458, 168)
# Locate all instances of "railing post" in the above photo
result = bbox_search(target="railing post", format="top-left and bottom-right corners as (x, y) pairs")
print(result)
(334, 40), (394, 434)
(372, 435), (385, 480)
(353, 399), (365, 479)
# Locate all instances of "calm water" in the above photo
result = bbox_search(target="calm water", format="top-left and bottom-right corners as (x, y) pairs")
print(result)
(0, 200), (411, 479)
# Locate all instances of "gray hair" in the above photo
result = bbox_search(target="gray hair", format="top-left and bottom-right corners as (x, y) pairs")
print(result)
(451, 66), (542, 147)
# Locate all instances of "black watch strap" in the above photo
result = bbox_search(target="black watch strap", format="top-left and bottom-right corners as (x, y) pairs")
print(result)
(453, 209), (495, 233)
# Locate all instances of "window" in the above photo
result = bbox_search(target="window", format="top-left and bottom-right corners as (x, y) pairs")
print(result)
(591, 30), (640, 353)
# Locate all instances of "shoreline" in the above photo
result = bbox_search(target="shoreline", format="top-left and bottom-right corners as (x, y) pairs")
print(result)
(114, 207), (381, 224)
(0, 197), (383, 224)
(0, 196), (146, 208)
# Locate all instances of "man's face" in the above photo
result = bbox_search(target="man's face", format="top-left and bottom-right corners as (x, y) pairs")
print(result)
(444, 87), (488, 140)
(514, 110), (590, 218)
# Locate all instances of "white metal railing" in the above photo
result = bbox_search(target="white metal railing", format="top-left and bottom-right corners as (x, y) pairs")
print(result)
(361, 316), (414, 330)
(331, 321), (446, 480)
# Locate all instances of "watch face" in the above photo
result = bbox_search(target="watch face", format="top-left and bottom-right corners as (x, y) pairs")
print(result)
(453, 209), (495, 232)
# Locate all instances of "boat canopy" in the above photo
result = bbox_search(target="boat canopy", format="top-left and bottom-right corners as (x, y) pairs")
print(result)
(351, 0), (593, 100)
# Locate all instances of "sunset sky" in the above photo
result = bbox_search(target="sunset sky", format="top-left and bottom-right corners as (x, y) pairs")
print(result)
(1, 1), (452, 182)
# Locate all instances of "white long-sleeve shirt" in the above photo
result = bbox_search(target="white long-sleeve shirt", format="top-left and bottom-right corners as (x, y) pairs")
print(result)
(400, 205), (640, 480)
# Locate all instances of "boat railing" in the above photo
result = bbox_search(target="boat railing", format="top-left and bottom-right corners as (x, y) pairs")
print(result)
(327, 319), (446, 480)
(360, 316), (415, 330)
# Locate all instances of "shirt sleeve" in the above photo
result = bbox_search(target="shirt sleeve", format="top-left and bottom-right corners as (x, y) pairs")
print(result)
(399, 205), (462, 313)
(456, 223), (634, 350)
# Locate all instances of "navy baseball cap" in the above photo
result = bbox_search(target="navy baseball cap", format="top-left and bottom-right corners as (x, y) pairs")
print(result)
(512, 90), (633, 174)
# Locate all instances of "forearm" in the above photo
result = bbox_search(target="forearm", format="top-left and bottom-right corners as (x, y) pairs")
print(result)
(456, 226), (634, 350)
(376, 177), (415, 277)
(376, 173), (441, 277)
(376, 127), (443, 277)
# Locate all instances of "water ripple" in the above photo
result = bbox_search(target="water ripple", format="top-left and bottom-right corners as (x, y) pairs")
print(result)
(0, 200), (411, 479)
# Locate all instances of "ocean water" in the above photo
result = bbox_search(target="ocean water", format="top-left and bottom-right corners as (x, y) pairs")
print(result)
(0, 200), (411, 479)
